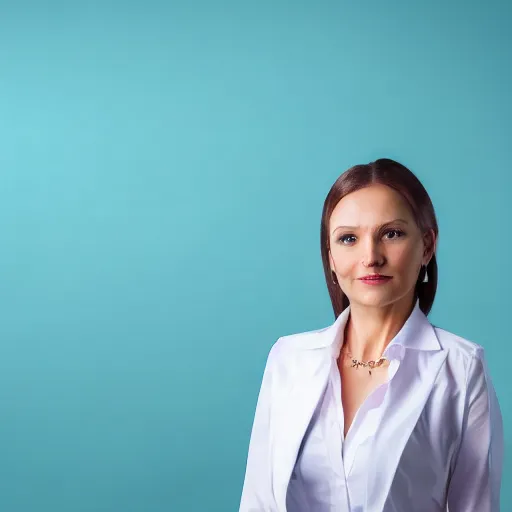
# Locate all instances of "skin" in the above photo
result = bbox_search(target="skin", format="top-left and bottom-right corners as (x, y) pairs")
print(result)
(327, 183), (437, 436)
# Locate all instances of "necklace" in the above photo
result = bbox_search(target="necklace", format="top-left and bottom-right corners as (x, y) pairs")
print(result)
(341, 348), (388, 376)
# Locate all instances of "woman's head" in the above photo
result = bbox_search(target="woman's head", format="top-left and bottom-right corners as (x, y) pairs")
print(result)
(321, 158), (438, 318)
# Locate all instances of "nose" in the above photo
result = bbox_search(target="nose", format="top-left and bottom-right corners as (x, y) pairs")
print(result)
(362, 236), (384, 268)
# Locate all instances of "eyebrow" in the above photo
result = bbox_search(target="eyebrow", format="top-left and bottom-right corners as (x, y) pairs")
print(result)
(330, 218), (409, 236)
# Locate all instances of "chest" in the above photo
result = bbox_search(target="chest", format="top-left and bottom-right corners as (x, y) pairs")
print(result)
(339, 360), (390, 437)
(287, 367), (462, 512)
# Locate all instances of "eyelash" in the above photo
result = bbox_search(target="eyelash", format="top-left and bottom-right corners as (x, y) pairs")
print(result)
(337, 229), (406, 245)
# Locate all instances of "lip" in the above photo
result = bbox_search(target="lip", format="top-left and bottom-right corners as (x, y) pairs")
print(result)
(358, 274), (392, 285)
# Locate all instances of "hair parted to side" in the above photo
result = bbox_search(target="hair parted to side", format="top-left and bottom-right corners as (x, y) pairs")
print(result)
(320, 158), (439, 319)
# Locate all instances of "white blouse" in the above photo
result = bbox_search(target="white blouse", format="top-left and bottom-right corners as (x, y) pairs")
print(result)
(286, 334), (403, 511)
(239, 298), (504, 512)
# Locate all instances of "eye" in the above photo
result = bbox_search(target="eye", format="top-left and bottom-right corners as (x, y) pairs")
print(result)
(338, 234), (356, 245)
(384, 229), (405, 240)
(337, 229), (405, 245)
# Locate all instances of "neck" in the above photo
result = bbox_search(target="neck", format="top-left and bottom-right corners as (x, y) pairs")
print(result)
(343, 293), (416, 361)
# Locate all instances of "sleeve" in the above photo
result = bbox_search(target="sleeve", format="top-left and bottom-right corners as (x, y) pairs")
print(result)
(239, 342), (279, 512)
(446, 347), (504, 512)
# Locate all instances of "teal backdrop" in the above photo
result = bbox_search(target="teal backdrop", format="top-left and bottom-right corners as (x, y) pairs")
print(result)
(0, 1), (510, 510)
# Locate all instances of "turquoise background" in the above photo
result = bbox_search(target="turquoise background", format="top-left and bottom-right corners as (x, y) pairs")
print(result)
(0, 1), (510, 510)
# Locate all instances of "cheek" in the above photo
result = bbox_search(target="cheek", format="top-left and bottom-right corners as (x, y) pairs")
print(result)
(393, 243), (421, 262)
(331, 253), (358, 278)
(394, 246), (413, 263)
(391, 245), (422, 273)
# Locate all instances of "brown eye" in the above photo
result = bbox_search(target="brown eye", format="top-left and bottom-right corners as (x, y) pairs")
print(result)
(385, 229), (405, 240)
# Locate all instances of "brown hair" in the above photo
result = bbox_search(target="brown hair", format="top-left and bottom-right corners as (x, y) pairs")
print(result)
(320, 158), (438, 318)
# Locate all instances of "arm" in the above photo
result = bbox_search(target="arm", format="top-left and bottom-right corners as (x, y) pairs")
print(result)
(447, 347), (504, 511)
(239, 342), (279, 512)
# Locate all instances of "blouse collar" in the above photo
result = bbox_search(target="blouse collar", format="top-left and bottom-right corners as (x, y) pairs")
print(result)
(293, 297), (441, 357)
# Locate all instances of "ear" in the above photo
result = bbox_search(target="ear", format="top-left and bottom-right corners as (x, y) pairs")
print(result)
(328, 249), (335, 272)
(422, 229), (437, 265)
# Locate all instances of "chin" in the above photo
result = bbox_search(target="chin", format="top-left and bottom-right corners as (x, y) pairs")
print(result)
(350, 292), (399, 308)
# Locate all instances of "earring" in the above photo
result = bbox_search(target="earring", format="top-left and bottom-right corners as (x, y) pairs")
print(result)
(423, 265), (428, 283)
(331, 270), (338, 286)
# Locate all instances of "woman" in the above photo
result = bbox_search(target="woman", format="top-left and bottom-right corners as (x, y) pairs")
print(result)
(239, 158), (504, 512)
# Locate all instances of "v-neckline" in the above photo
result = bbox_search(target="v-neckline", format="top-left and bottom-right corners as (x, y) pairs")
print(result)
(333, 358), (394, 443)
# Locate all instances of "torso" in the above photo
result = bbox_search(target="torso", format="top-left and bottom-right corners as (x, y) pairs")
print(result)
(338, 355), (390, 437)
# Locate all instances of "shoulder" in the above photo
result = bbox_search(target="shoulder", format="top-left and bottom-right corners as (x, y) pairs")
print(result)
(433, 324), (486, 360)
(268, 325), (327, 357)
(262, 324), (329, 376)
(432, 325), (491, 385)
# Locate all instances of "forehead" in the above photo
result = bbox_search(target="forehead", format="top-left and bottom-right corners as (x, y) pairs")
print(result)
(329, 184), (413, 228)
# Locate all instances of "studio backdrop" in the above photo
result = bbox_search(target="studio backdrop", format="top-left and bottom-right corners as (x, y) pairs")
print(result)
(0, 0), (510, 510)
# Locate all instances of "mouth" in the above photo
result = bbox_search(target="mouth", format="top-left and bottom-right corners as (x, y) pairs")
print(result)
(358, 275), (392, 284)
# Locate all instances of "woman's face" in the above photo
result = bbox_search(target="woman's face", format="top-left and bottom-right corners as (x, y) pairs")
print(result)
(328, 184), (435, 308)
